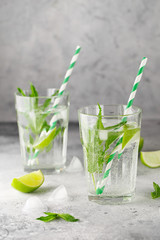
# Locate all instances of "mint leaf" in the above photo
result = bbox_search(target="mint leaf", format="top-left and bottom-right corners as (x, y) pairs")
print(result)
(96, 103), (104, 129)
(29, 83), (38, 97)
(86, 129), (97, 173)
(36, 212), (79, 222)
(51, 89), (59, 97)
(104, 121), (126, 130)
(41, 120), (50, 132)
(54, 127), (62, 138)
(44, 212), (58, 217)
(40, 90), (59, 111)
(27, 113), (48, 135)
(36, 215), (57, 222)
(58, 213), (79, 222)
(29, 135), (34, 145)
(151, 182), (160, 199)
(17, 88), (26, 96)
(86, 104), (104, 173)
(86, 129), (104, 173)
(42, 98), (52, 110)
(29, 83), (39, 109)
(26, 146), (30, 153)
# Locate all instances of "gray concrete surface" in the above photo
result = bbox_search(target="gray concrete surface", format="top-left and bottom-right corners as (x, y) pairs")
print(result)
(0, 0), (160, 122)
(0, 120), (160, 239)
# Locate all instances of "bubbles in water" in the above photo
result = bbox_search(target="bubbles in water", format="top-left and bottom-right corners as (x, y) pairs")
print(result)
(66, 156), (83, 173)
(22, 197), (48, 217)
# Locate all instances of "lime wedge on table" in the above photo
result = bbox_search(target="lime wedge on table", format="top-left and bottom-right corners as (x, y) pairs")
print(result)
(33, 127), (57, 150)
(140, 151), (160, 168)
(11, 170), (44, 193)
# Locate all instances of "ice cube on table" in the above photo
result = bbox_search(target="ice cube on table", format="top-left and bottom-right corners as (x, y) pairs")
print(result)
(66, 156), (83, 173)
(22, 197), (48, 217)
(48, 185), (68, 204)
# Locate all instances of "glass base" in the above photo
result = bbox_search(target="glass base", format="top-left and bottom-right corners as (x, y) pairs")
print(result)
(24, 165), (66, 175)
(88, 193), (135, 205)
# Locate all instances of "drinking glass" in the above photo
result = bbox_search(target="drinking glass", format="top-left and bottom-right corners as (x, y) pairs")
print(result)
(78, 104), (141, 204)
(15, 88), (69, 173)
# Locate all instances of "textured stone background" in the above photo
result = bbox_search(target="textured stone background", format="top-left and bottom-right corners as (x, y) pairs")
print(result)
(0, 0), (160, 122)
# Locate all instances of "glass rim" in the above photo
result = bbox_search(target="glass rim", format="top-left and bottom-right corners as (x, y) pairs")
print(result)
(15, 88), (69, 99)
(78, 104), (142, 118)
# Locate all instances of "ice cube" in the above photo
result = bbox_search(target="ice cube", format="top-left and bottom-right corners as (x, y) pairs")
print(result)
(66, 156), (83, 173)
(22, 197), (48, 217)
(98, 130), (108, 141)
(48, 185), (68, 204)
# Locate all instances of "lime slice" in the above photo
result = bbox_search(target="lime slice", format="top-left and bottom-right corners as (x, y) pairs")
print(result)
(105, 131), (123, 150)
(33, 127), (57, 150)
(138, 137), (144, 152)
(140, 150), (160, 168)
(11, 170), (44, 193)
(122, 126), (140, 149)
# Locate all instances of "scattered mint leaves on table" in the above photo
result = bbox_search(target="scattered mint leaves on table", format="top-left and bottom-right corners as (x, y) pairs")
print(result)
(151, 182), (160, 199)
(36, 212), (79, 222)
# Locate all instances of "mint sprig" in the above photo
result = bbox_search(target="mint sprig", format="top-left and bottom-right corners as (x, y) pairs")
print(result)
(17, 84), (63, 153)
(41, 90), (59, 111)
(29, 83), (39, 108)
(96, 103), (104, 130)
(85, 104), (128, 174)
(17, 84), (58, 135)
(29, 82), (38, 97)
(17, 88), (26, 96)
(36, 212), (79, 222)
(151, 182), (160, 199)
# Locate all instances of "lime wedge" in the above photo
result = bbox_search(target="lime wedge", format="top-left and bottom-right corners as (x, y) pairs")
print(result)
(122, 126), (140, 149)
(33, 127), (57, 150)
(138, 137), (144, 152)
(105, 131), (123, 150)
(11, 170), (44, 193)
(140, 150), (160, 168)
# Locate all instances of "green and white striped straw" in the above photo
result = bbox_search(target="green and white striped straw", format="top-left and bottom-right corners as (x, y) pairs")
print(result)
(96, 57), (148, 195)
(48, 45), (81, 131)
(29, 46), (81, 163)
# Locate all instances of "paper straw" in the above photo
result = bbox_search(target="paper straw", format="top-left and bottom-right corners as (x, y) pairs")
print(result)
(96, 57), (148, 195)
(31, 46), (81, 162)
(48, 45), (81, 131)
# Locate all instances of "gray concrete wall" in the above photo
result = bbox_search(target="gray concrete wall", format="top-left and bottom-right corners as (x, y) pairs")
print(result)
(0, 0), (160, 122)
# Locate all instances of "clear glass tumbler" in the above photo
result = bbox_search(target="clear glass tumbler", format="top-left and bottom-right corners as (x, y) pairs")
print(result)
(78, 104), (141, 204)
(15, 88), (69, 173)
